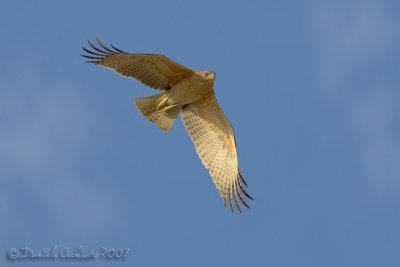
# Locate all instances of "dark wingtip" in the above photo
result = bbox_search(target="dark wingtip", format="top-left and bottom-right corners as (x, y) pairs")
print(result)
(110, 43), (128, 54)
(229, 189), (234, 213)
(236, 182), (251, 209)
(82, 46), (103, 56)
(95, 38), (116, 54)
(238, 170), (248, 187)
(81, 54), (102, 60)
(87, 39), (96, 49)
(223, 195), (227, 209)
(82, 38), (128, 62)
(233, 184), (242, 213)
(238, 178), (254, 201)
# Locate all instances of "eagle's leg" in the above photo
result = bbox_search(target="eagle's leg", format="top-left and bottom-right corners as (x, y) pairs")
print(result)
(135, 93), (182, 133)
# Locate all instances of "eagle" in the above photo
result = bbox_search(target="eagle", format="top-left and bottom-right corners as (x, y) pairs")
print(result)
(82, 39), (253, 212)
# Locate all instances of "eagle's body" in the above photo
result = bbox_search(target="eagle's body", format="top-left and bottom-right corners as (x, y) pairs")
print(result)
(156, 71), (215, 114)
(82, 39), (252, 212)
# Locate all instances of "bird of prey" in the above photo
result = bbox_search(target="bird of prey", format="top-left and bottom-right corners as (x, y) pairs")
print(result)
(82, 39), (253, 212)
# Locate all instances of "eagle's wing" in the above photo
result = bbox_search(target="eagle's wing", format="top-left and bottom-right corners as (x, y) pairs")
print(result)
(81, 39), (194, 90)
(181, 92), (253, 212)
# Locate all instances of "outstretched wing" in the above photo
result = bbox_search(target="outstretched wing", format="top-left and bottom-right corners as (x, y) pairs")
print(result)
(81, 39), (194, 90)
(181, 92), (253, 213)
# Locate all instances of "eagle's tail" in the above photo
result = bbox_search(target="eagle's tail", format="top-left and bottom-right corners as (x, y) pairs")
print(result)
(135, 93), (181, 132)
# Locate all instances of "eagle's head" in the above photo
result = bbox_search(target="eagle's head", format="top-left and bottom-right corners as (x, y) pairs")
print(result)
(201, 70), (216, 81)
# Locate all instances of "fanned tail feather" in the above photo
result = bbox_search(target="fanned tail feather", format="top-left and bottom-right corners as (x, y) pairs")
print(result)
(135, 93), (181, 132)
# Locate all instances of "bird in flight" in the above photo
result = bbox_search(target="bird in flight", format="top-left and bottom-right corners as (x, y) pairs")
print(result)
(82, 39), (253, 212)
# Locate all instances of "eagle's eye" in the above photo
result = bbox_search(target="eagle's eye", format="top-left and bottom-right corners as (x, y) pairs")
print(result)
(205, 72), (209, 76)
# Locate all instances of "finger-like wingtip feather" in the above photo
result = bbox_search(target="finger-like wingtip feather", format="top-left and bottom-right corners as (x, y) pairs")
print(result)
(82, 46), (103, 56)
(238, 169), (248, 187)
(233, 182), (242, 213)
(238, 178), (254, 200)
(82, 39), (130, 64)
(81, 54), (103, 60)
(87, 40), (100, 52)
(236, 182), (251, 209)
(96, 38), (117, 54)
(223, 189), (227, 209)
(110, 43), (128, 54)
(229, 188), (234, 213)
(87, 39), (111, 55)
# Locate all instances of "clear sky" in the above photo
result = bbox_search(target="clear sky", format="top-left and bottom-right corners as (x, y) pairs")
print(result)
(1, 1), (400, 266)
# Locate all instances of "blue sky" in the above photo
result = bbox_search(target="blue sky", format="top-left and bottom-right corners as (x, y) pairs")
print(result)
(1, 1), (400, 266)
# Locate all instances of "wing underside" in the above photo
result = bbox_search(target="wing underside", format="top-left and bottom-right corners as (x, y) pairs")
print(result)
(181, 93), (253, 212)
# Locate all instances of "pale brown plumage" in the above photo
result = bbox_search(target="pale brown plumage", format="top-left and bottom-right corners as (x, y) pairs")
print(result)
(82, 39), (193, 90)
(181, 94), (253, 212)
(82, 39), (253, 212)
